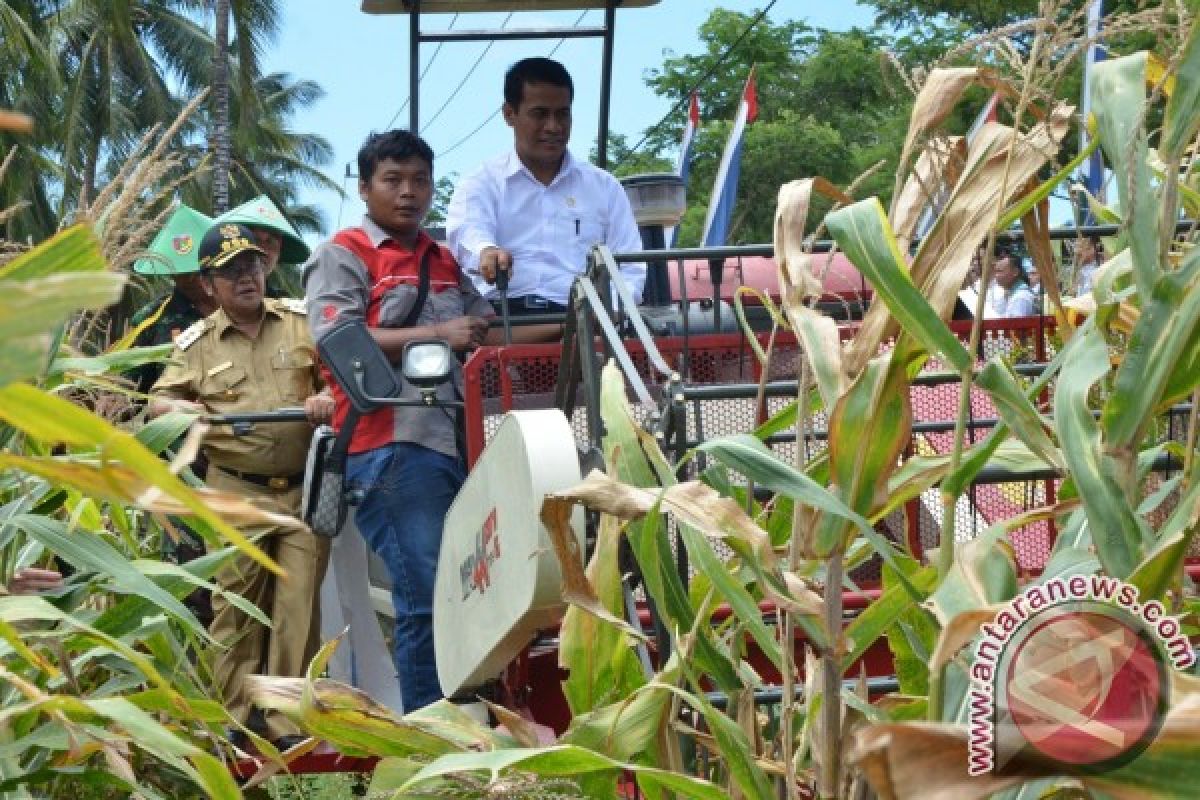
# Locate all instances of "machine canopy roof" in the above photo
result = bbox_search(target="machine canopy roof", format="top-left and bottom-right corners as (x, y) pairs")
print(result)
(363, 0), (657, 13)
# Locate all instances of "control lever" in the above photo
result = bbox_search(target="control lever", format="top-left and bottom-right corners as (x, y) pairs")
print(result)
(206, 407), (307, 436)
(496, 265), (512, 346)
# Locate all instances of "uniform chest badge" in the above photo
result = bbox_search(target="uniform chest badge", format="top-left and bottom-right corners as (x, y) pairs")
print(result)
(565, 196), (577, 209)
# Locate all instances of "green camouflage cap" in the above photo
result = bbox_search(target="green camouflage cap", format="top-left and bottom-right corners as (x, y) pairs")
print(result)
(132, 205), (213, 276)
(216, 194), (310, 265)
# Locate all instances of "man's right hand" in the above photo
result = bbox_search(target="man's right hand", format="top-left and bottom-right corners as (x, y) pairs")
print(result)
(479, 246), (513, 285)
(147, 397), (205, 419)
(434, 316), (490, 351)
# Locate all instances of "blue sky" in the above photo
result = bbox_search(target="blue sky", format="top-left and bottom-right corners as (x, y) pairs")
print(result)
(262, 2), (876, 241)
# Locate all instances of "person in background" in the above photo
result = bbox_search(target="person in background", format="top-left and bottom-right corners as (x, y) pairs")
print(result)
(304, 129), (493, 712)
(446, 57), (644, 336)
(150, 222), (332, 750)
(1075, 236), (1104, 295)
(216, 194), (312, 296)
(128, 205), (218, 394)
(986, 247), (1038, 318)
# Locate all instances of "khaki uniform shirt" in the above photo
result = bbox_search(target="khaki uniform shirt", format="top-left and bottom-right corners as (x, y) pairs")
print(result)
(152, 298), (319, 477)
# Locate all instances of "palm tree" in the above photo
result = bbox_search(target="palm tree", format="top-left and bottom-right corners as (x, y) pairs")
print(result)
(0, 1), (63, 240)
(177, 71), (340, 234)
(2, 0), (337, 244)
(211, 0), (231, 212)
(51, 1), (210, 211)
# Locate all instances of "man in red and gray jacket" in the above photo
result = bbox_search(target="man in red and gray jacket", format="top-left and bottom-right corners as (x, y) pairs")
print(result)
(303, 129), (492, 712)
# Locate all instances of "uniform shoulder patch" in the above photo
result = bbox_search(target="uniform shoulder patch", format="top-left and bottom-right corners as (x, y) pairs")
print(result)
(174, 319), (208, 351)
(277, 297), (308, 315)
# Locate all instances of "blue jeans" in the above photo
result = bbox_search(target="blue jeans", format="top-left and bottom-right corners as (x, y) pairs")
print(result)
(346, 442), (464, 711)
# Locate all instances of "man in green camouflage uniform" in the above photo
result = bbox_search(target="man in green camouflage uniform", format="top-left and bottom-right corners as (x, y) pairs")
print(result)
(128, 205), (218, 394)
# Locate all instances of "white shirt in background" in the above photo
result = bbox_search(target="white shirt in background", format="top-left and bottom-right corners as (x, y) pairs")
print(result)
(1077, 261), (1099, 294)
(985, 281), (1038, 318)
(446, 149), (647, 305)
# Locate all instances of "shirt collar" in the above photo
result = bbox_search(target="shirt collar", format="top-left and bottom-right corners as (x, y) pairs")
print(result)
(360, 215), (433, 253)
(504, 147), (576, 185)
(212, 298), (282, 337)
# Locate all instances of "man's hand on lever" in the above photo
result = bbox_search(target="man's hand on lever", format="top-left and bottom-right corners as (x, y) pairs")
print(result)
(147, 397), (205, 419)
(479, 246), (513, 285)
(434, 316), (490, 351)
(304, 390), (335, 426)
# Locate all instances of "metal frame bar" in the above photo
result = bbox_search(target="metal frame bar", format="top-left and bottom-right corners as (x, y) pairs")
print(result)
(607, 219), (1200, 264)
(403, 0), (618, 167)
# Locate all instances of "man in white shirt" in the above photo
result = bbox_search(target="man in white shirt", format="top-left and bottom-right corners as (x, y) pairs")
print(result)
(1075, 236), (1103, 295)
(985, 248), (1038, 318)
(446, 57), (645, 323)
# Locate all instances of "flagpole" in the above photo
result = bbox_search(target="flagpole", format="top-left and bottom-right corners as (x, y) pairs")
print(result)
(1081, 0), (1106, 206)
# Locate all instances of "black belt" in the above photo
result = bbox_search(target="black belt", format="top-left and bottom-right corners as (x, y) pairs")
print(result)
(216, 466), (304, 490)
(491, 295), (568, 315)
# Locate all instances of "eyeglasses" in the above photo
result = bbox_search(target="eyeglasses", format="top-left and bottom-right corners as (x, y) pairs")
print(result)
(211, 257), (264, 282)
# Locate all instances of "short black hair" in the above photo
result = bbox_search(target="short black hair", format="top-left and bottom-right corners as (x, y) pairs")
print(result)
(994, 246), (1028, 280)
(504, 57), (573, 108)
(357, 130), (434, 183)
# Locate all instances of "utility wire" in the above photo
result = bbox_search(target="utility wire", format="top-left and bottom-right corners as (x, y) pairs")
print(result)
(614, 0), (777, 170)
(420, 12), (515, 134)
(440, 10), (587, 157)
(382, 12), (460, 130)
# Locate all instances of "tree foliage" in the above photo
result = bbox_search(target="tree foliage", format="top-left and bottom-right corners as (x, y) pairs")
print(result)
(624, 11), (912, 245)
(0, 0), (336, 243)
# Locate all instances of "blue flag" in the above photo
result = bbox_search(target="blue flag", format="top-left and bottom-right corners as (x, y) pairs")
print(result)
(701, 69), (757, 247)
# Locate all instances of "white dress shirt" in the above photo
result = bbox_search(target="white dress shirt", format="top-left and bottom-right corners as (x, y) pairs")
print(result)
(446, 148), (646, 305)
(985, 281), (1038, 318)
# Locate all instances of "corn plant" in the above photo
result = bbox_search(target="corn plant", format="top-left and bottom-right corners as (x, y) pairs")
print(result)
(0, 107), (305, 796)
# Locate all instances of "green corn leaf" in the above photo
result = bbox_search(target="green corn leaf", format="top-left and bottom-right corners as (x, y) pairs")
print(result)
(0, 383), (275, 574)
(1052, 324), (1144, 579)
(1128, 477), (1200, 600)
(84, 697), (240, 800)
(1104, 251), (1200, 449)
(1091, 52), (1160, 299)
(826, 197), (972, 373)
(817, 350), (912, 553)
(651, 678), (779, 800)
(842, 562), (938, 673)
(560, 512), (648, 716)
(561, 678), (675, 764)
(1161, 15), (1200, 162)
(0, 226), (107, 281)
(0, 594), (168, 690)
(133, 411), (198, 456)
(9, 514), (209, 642)
(396, 743), (728, 799)
(599, 363), (742, 691)
(975, 359), (1064, 471)
(997, 137), (1100, 230)
(49, 344), (174, 379)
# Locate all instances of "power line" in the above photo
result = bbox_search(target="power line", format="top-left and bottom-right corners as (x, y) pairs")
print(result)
(382, 13), (460, 130)
(420, 12), (515, 134)
(439, 11), (587, 158)
(614, 0), (777, 170)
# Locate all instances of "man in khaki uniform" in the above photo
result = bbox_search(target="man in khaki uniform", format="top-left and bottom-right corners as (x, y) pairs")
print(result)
(150, 222), (332, 749)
